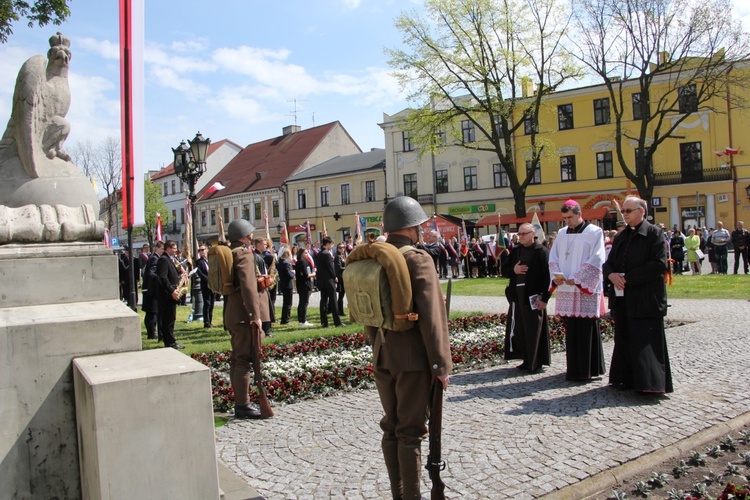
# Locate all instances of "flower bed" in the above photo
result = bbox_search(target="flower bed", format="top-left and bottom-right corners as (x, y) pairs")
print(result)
(192, 313), (614, 412)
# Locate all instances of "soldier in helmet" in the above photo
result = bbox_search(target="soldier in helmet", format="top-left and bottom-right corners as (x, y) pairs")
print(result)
(370, 196), (452, 499)
(224, 219), (271, 419)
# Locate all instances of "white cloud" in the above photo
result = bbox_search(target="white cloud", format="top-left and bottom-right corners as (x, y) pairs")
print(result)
(212, 46), (318, 93)
(65, 72), (121, 148)
(341, 0), (362, 8)
(76, 37), (120, 59)
(209, 86), (279, 122)
(148, 66), (212, 100)
(171, 39), (209, 53)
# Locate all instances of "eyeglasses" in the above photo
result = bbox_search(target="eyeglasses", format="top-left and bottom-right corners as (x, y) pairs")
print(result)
(622, 208), (641, 214)
(518, 231), (534, 236)
(199, 248), (206, 252)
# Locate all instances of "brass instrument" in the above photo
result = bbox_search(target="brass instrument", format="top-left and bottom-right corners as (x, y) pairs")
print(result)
(267, 253), (278, 290)
(175, 259), (190, 298)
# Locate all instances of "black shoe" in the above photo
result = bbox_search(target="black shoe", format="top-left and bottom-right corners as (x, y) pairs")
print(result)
(147, 334), (156, 339)
(517, 362), (529, 370)
(204, 323), (213, 328)
(169, 343), (185, 350)
(234, 405), (261, 419)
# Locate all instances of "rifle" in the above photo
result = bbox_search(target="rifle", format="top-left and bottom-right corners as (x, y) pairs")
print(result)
(251, 323), (274, 419)
(426, 278), (451, 499)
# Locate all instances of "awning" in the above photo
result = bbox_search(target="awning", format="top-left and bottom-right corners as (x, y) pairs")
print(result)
(476, 206), (611, 226)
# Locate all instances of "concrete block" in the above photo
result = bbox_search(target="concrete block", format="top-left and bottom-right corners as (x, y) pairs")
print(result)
(74, 349), (220, 500)
(0, 299), (140, 499)
(0, 242), (119, 308)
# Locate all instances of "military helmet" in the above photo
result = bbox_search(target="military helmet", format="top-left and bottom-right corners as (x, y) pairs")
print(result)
(227, 218), (256, 242)
(382, 196), (429, 232)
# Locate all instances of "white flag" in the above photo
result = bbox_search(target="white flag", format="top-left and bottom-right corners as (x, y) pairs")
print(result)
(531, 212), (545, 244)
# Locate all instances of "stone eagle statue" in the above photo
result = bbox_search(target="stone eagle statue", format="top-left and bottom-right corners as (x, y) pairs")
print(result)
(0, 33), (103, 244)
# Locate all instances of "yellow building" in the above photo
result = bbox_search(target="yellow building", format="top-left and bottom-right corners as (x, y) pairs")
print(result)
(381, 67), (750, 233)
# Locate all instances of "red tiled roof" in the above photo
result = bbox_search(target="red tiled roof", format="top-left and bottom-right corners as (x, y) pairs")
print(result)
(150, 139), (243, 180)
(196, 121), (350, 200)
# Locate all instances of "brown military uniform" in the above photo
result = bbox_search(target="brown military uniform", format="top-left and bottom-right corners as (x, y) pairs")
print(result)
(224, 243), (271, 407)
(366, 234), (453, 499)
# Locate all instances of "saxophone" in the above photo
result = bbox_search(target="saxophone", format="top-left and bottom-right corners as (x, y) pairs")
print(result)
(267, 253), (278, 290)
(175, 259), (190, 297)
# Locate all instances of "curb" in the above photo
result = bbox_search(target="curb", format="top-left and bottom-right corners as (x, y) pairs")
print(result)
(539, 411), (750, 500)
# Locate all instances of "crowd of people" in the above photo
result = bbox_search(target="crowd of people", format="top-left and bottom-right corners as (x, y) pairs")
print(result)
(666, 221), (749, 275)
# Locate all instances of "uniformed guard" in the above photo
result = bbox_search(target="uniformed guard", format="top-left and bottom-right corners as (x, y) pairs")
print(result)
(368, 196), (453, 499)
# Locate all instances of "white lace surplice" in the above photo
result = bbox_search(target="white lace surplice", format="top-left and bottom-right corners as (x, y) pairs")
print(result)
(548, 224), (606, 318)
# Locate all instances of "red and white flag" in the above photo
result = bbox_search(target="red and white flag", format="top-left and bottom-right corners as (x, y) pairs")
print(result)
(264, 211), (270, 241)
(322, 217), (328, 238)
(155, 212), (163, 242)
(726, 146), (741, 155)
(103, 228), (111, 248)
(714, 151), (727, 157)
(305, 219), (312, 246)
(280, 221), (289, 245)
(204, 181), (225, 196)
(355, 212), (361, 239)
(461, 215), (469, 244)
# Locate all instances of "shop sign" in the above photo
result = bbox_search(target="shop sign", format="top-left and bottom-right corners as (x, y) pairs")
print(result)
(448, 204), (496, 215)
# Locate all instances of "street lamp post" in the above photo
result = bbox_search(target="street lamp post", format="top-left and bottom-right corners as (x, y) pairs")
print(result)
(172, 132), (211, 324)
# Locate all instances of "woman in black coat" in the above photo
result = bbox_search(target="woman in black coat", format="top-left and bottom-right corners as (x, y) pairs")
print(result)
(277, 247), (296, 324)
(334, 243), (347, 316)
(295, 247), (315, 326)
(669, 230), (685, 274)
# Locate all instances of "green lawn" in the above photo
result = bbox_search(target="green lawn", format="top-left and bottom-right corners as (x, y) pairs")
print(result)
(139, 274), (748, 354)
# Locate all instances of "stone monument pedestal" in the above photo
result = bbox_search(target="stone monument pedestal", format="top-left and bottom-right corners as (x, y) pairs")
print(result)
(1, 243), (141, 499)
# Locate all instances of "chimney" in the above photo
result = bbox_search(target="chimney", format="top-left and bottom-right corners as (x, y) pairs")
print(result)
(282, 125), (301, 136)
(255, 172), (262, 181)
(521, 77), (534, 98)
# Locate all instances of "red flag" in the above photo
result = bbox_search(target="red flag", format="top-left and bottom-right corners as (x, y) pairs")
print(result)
(726, 146), (741, 155)
(155, 212), (163, 242)
(280, 221), (289, 245)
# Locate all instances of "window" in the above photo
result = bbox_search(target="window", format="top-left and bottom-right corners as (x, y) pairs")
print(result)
(403, 174), (418, 198)
(493, 163), (509, 187)
(435, 169), (448, 194)
(210, 209), (216, 225)
(524, 114), (538, 135)
(558, 104), (574, 130)
(272, 200), (279, 218)
(680, 142), (703, 182)
(560, 155), (576, 182)
(341, 183), (351, 205)
(297, 189), (306, 209)
(461, 119), (475, 143)
(320, 186), (330, 207)
(596, 151), (614, 178)
(493, 115), (504, 140)
(242, 205), (250, 219)
(179, 181), (184, 193)
(201, 211), (206, 227)
(172, 210), (177, 232)
(526, 160), (541, 184)
(402, 131), (413, 152)
(223, 208), (229, 223)
(435, 129), (446, 145)
(233, 206), (239, 220)
(254, 202), (261, 221)
(635, 147), (652, 176)
(365, 181), (375, 202)
(679, 84), (698, 114)
(180, 208), (185, 224)
(171, 180), (175, 195)
(463, 166), (478, 191)
(594, 98), (610, 125)
(163, 182), (168, 196)
(632, 92), (649, 120)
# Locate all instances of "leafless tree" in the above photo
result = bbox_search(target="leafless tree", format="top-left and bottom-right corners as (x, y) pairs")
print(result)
(70, 137), (122, 231)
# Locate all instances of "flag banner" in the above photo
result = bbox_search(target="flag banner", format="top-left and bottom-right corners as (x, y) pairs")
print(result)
(184, 198), (193, 265)
(305, 219), (312, 246)
(355, 212), (361, 238)
(432, 214), (441, 239)
(218, 214), (226, 242)
(280, 221), (289, 245)
(714, 151), (727, 157)
(322, 217), (328, 238)
(446, 238), (458, 258)
(497, 217), (506, 249)
(531, 212), (545, 243)
(205, 181), (225, 196)
(264, 211), (270, 241)
(155, 212), (163, 242)
(726, 146), (741, 155)
(119, 0), (145, 228)
(103, 228), (111, 248)
(461, 215), (469, 243)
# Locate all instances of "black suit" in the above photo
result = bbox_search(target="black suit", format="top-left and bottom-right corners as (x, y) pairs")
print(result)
(603, 220), (673, 393)
(141, 252), (160, 338)
(277, 257), (295, 324)
(195, 256), (214, 327)
(156, 253), (181, 347)
(314, 248), (341, 327)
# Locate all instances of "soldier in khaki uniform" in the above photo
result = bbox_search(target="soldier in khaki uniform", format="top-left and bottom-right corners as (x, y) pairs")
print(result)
(366, 196), (453, 499)
(225, 219), (271, 419)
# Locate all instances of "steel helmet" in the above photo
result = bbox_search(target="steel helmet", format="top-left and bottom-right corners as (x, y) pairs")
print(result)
(227, 218), (256, 242)
(382, 196), (429, 232)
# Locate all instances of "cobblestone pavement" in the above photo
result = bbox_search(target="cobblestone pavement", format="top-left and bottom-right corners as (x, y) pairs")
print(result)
(216, 295), (750, 499)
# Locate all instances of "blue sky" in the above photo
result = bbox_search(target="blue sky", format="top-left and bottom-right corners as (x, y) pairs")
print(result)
(0, 0), (421, 172)
(1, 0), (749, 175)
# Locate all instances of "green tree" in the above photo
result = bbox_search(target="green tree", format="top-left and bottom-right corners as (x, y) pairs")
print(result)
(387, 0), (581, 217)
(571, 0), (750, 204)
(0, 0), (70, 43)
(136, 179), (170, 248)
